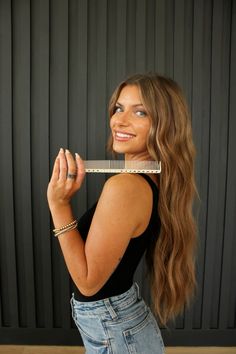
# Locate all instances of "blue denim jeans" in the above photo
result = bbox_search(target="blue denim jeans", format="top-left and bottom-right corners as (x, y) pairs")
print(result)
(70, 283), (165, 353)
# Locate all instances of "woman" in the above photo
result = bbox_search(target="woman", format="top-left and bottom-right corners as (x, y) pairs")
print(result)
(47, 73), (198, 353)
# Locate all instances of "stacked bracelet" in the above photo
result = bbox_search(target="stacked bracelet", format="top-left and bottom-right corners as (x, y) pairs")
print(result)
(53, 220), (78, 237)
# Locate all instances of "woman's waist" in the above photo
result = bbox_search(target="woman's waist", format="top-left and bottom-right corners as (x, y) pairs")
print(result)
(71, 282), (142, 316)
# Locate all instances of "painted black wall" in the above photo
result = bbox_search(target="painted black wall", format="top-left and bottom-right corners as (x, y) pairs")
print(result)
(0, 0), (235, 346)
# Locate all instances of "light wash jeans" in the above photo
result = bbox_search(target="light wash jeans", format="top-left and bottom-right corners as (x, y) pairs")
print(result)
(70, 283), (165, 353)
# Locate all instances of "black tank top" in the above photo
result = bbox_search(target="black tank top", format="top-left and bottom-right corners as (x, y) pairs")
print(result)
(73, 174), (160, 301)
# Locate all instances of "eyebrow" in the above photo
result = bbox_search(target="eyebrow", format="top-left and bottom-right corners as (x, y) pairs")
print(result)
(116, 102), (145, 108)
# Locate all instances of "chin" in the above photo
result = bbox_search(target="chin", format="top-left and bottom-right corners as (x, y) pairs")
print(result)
(113, 142), (144, 155)
(112, 147), (126, 154)
(112, 144), (130, 155)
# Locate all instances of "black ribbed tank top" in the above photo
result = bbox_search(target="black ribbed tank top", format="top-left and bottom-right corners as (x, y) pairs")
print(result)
(73, 174), (160, 301)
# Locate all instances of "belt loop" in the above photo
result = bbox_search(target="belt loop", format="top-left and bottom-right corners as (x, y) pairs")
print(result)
(135, 282), (141, 300)
(104, 298), (118, 320)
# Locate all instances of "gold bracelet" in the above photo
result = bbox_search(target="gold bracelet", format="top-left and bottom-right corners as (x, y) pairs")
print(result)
(53, 222), (78, 237)
(53, 219), (77, 233)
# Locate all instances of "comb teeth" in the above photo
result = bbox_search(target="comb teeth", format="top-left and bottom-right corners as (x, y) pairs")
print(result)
(84, 160), (161, 174)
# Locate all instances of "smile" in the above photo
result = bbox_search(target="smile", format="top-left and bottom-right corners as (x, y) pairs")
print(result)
(115, 131), (136, 141)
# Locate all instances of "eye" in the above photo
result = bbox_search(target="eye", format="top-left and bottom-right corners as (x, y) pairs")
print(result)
(135, 110), (147, 117)
(113, 105), (123, 114)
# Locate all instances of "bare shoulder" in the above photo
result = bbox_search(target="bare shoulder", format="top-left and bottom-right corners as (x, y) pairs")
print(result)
(99, 173), (153, 220)
(103, 173), (151, 197)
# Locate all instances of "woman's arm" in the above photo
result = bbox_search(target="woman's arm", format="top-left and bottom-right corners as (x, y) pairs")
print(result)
(47, 149), (153, 296)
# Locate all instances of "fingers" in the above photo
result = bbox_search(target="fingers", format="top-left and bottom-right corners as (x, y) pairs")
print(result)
(48, 149), (85, 208)
(75, 153), (86, 185)
(65, 149), (77, 178)
(58, 148), (68, 181)
(55, 148), (85, 186)
(50, 156), (60, 182)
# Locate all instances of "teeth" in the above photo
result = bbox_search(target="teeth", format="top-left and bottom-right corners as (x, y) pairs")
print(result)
(116, 132), (134, 138)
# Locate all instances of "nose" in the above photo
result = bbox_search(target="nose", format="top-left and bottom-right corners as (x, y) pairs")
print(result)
(112, 110), (131, 126)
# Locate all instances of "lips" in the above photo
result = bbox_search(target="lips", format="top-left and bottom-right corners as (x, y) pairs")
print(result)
(114, 131), (136, 141)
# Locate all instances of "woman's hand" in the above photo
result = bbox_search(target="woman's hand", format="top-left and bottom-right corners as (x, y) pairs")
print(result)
(47, 148), (86, 211)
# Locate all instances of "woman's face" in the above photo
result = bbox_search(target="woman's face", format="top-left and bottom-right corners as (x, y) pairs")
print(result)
(110, 85), (151, 160)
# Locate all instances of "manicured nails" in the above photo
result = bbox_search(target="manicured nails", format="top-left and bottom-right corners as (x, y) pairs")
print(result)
(59, 148), (70, 154)
(58, 148), (81, 159)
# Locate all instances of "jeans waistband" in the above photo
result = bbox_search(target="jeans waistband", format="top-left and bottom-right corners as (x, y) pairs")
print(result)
(71, 283), (142, 317)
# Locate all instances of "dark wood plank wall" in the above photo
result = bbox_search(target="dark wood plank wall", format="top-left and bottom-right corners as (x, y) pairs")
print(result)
(0, 0), (235, 346)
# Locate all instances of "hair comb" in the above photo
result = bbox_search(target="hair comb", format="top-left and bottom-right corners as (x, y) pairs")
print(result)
(83, 160), (161, 174)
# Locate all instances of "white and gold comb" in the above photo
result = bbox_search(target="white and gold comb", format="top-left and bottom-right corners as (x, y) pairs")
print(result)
(84, 160), (161, 174)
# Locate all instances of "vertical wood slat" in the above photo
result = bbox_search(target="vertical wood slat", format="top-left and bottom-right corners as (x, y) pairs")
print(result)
(135, 0), (146, 71)
(106, 0), (127, 111)
(87, 0), (107, 159)
(164, 0), (174, 76)
(146, 0), (155, 71)
(87, 0), (107, 206)
(219, 0), (236, 330)
(106, 0), (127, 165)
(49, 0), (71, 329)
(155, 0), (166, 74)
(173, 0), (194, 101)
(106, 0), (117, 93)
(173, 0), (185, 84)
(95, 0), (108, 161)
(180, 0), (194, 331)
(116, 0), (127, 80)
(191, 0), (212, 330)
(12, 0), (36, 328)
(0, 0), (19, 328)
(183, 0), (194, 106)
(31, 0), (53, 328)
(226, 0), (236, 329)
(202, 0), (232, 330)
(210, 0), (232, 328)
(68, 0), (88, 217)
(126, 0), (136, 75)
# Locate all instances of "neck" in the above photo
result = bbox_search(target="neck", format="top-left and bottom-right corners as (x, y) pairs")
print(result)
(124, 152), (152, 161)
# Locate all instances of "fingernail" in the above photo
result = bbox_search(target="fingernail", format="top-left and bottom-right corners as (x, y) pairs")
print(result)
(65, 149), (70, 154)
(75, 153), (80, 159)
(60, 148), (64, 153)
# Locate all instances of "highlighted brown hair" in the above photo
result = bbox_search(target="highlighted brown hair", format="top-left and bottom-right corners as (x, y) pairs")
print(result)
(108, 73), (198, 325)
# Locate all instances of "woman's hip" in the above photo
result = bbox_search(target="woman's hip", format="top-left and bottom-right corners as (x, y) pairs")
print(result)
(70, 283), (165, 353)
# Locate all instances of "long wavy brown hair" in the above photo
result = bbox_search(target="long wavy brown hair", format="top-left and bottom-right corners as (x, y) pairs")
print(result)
(107, 73), (198, 325)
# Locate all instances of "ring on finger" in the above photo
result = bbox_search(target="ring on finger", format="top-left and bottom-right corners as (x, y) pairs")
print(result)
(67, 173), (77, 179)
